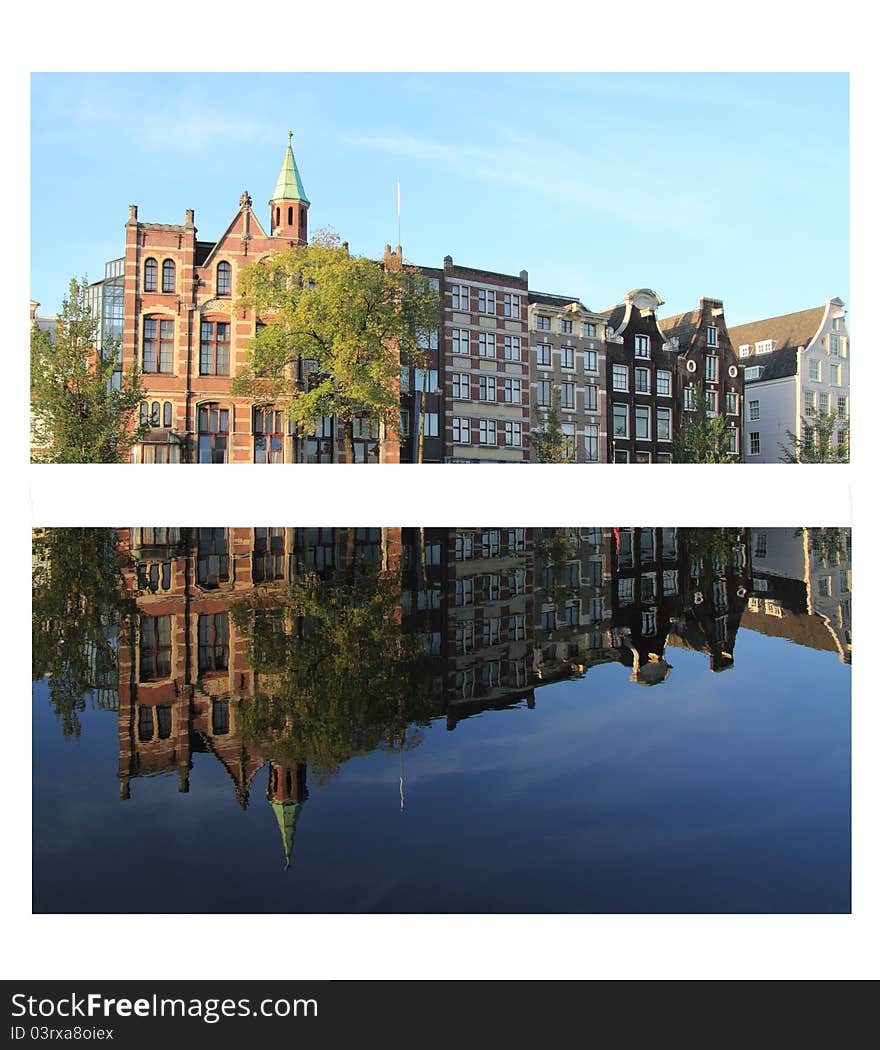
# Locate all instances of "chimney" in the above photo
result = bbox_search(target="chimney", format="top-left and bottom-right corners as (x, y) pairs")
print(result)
(127, 204), (138, 223)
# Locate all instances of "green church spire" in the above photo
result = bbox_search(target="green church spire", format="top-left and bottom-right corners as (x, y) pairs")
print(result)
(271, 131), (310, 205)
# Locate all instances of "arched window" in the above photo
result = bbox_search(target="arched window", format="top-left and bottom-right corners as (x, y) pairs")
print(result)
(275, 206), (280, 227)
(162, 259), (176, 293)
(144, 258), (157, 292)
(150, 401), (160, 427)
(253, 406), (285, 463)
(299, 211), (306, 237)
(198, 403), (230, 463)
(217, 261), (231, 297)
(287, 206), (293, 226)
(142, 317), (173, 373)
(199, 320), (230, 376)
(163, 401), (172, 427)
(140, 402), (149, 425)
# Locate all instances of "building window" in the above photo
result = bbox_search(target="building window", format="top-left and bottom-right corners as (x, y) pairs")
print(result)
(744, 366), (763, 381)
(477, 288), (496, 314)
(455, 578), (474, 606)
(508, 613), (525, 641)
(139, 615), (171, 681)
(749, 399), (760, 421)
(809, 359), (821, 382)
(414, 368), (438, 393)
(143, 318), (174, 373)
(726, 427), (738, 454)
(635, 367), (650, 393)
(451, 285), (469, 311)
(536, 380), (551, 407)
(755, 340), (774, 354)
(199, 320), (230, 375)
(635, 405), (651, 440)
(705, 390), (718, 417)
(725, 391), (739, 415)
(503, 335), (521, 360)
(560, 382), (575, 409)
(143, 258), (159, 292)
(253, 527), (285, 583)
(819, 392), (829, 414)
(705, 355), (718, 382)
(739, 344), (751, 358)
(452, 329), (470, 354)
(684, 385), (696, 411)
(749, 431), (761, 455)
(399, 409), (410, 436)
(254, 407), (285, 463)
(804, 390), (816, 417)
(561, 318), (573, 334)
(584, 349), (597, 373)
(455, 532), (474, 560)
(478, 375), (496, 402)
(505, 421), (522, 447)
(163, 401), (172, 427)
(618, 577), (634, 605)
(536, 315), (551, 331)
(149, 401), (161, 427)
(656, 369), (671, 396)
(481, 530), (500, 557)
(452, 417), (470, 443)
(478, 332), (496, 357)
(455, 622), (474, 654)
(216, 261), (231, 296)
(535, 343), (552, 367)
(612, 403), (628, 438)
(161, 259), (176, 294)
(452, 372), (471, 400)
(656, 406), (671, 441)
(198, 612), (229, 674)
(503, 293), (520, 317)
(584, 322), (597, 338)
(479, 419), (497, 445)
(584, 384), (598, 411)
(829, 334), (840, 355)
(504, 377), (521, 404)
(612, 364), (629, 391)
(837, 396), (848, 419)
(560, 346), (574, 369)
(706, 326), (718, 346)
(198, 403), (229, 464)
(634, 334), (650, 357)
(197, 527), (229, 588)
(584, 424), (598, 462)
(830, 363), (841, 386)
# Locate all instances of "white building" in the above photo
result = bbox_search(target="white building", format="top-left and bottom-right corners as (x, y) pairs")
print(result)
(728, 298), (849, 463)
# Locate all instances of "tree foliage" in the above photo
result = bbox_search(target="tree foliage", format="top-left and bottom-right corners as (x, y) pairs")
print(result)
(232, 231), (440, 462)
(32, 528), (132, 738)
(779, 412), (848, 463)
(672, 384), (738, 463)
(30, 278), (147, 463)
(530, 387), (575, 463)
(231, 557), (441, 776)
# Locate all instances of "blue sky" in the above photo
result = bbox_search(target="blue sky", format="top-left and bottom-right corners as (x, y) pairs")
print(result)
(31, 73), (848, 324)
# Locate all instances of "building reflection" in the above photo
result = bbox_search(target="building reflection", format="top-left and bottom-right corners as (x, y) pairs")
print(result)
(32, 525), (851, 869)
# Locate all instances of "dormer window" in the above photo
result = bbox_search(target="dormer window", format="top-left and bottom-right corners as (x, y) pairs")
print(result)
(634, 334), (650, 357)
(162, 260), (176, 294)
(755, 340), (774, 354)
(738, 344), (751, 358)
(217, 261), (231, 297)
(744, 365), (764, 381)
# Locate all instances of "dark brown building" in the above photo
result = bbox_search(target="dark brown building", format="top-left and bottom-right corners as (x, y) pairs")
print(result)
(601, 289), (678, 463)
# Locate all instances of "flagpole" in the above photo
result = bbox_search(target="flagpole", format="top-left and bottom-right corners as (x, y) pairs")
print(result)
(397, 178), (401, 250)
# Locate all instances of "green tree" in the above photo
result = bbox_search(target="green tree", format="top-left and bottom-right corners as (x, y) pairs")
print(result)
(231, 556), (441, 777)
(30, 278), (147, 463)
(530, 387), (575, 463)
(673, 384), (738, 463)
(779, 412), (848, 463)
(232, 231), (440, 463)
(32, 528), (132, 738)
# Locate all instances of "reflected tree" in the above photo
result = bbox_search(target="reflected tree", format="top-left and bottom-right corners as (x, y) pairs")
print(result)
(32, 528), (131, 737)
(232, 561), (441, 778)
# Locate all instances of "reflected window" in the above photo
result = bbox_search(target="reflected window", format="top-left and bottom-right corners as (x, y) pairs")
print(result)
(254, 527), (285, 582)
(198, 613), (229, 674)
(196, 527), (229, 588)
(212, 698), (230, 736)
(139, 615), (171, 681)
(156, 706), (172, 740)
(137, 706), (154, 742)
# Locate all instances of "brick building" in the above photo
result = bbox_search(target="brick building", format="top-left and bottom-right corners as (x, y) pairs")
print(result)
(659, 297), (744, 461)
(601, 289), (678, 463)
(528, 294), (608, 462)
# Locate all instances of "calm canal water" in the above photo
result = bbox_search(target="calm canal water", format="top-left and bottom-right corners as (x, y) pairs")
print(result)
(32, 526), (851, 913)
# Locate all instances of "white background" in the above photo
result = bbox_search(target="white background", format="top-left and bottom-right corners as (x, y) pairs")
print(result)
(5, 3), (877, 981)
